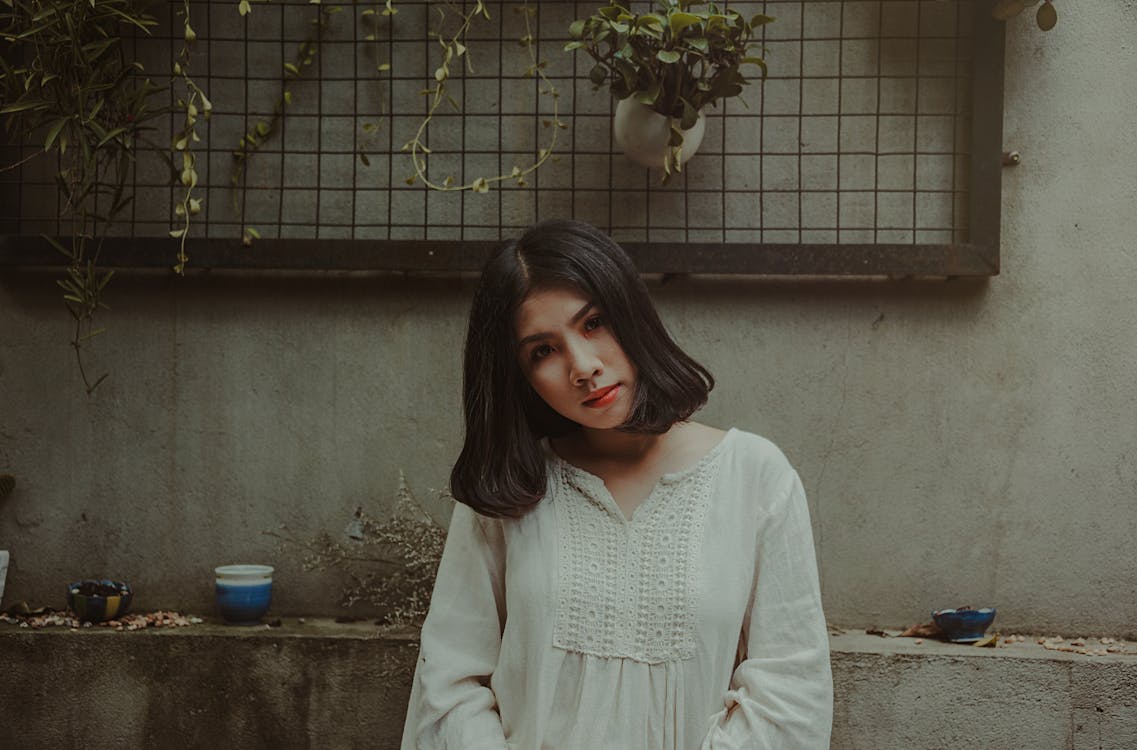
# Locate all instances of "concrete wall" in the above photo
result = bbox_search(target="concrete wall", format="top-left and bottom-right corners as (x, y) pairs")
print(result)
(2, 5), (1136, 636)
(3, 626), (1136, 749)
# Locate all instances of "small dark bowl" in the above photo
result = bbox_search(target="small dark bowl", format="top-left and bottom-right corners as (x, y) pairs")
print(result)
(932, 607), (996, 642)
(67, 579), (133, 622)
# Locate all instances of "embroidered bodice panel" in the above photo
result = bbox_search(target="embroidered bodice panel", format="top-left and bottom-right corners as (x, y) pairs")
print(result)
(550, 448), (722, 665)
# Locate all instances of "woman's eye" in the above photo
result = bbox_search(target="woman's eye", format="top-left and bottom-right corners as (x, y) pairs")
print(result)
(531, 344), (553, 361)
(583, 315), (604, 332)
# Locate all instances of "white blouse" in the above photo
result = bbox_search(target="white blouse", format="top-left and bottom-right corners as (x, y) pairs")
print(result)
(401, 428), (832, 750)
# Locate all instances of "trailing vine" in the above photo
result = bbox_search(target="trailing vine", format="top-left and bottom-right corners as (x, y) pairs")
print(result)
(168, 0), (212, 275)
(358, 0), (397, 167)
(404, 0), (564, 193)
(230, 2), (337, 219)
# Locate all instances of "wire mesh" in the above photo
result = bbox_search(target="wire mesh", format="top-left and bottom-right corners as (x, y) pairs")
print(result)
(0, 0), (975, 247)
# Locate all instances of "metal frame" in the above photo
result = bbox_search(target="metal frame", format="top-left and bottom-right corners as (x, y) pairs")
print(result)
(0, 4), (1005, 277)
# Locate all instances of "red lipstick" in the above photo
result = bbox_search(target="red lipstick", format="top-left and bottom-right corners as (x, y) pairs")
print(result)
(583, 384), (620, 408)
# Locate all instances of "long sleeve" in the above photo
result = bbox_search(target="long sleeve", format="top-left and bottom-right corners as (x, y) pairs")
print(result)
(401, 502), (509, 750)
(700, 469), (833, 750)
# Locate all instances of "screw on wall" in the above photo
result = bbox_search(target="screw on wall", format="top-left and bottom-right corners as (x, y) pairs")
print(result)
(1002, 151), (1021, 166)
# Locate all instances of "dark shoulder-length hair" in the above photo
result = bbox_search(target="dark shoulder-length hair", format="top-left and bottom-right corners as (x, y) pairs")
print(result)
(451, 219), (714, 518)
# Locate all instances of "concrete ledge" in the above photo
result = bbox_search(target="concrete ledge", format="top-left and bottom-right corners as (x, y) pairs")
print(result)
(829, 633), (1137, 750)
(0, 619), (421, 749)
(2, 622), (1135, 749)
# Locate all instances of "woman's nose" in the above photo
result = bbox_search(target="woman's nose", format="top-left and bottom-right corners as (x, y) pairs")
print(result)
(566, 339), (602, 384)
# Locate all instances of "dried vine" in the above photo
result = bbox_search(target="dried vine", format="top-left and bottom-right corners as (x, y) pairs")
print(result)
(265, 473), (449, 626)
(404, 0), (563, 192)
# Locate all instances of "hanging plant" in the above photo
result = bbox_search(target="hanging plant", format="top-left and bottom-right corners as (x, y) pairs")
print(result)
(0, 0), (166, 393)
(566, 0), (771, 177)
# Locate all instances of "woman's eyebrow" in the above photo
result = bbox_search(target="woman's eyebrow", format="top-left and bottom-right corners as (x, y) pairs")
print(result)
(518, 301), (596, 347)
(569, 300), (595, 324)
(518, 331), (549, 346)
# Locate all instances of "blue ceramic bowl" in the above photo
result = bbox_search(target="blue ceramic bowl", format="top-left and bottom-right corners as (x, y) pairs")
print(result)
(932, 607), (996, 642)
(215, 565), (273, 625)
(68, 579), (133, 622)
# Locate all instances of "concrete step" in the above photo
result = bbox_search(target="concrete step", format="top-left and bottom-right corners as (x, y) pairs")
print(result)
(2, 621), (1134, 749)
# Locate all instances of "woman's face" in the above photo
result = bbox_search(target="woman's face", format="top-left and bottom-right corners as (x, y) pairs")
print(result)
(515, 286), (637, 431)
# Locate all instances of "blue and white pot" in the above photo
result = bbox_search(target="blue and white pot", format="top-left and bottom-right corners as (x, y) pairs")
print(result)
(215, 564), (274, 625)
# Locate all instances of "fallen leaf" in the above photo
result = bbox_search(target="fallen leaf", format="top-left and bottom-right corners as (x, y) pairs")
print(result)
(900, 620), (944, 638)
(974, 633), (999, 648)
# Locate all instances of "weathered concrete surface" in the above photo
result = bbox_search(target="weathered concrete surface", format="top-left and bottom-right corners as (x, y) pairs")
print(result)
(2, 626), (1136, 749)
(0, 619), (421, 750)
(830, 633), (1137, 750)
(2, 5), (1137, 637)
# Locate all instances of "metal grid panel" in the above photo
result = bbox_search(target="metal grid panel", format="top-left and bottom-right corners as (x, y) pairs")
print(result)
(0, 0), (987, 272)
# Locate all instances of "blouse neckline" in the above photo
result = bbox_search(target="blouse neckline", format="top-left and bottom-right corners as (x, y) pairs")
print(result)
(545, 426), (738, 491)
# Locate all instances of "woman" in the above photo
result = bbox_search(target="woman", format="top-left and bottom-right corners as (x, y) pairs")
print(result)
(401, 219), (832, 749)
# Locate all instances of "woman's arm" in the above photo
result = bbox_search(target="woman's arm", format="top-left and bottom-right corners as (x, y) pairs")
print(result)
(700, 470), (833, 749)
(401, 502), (509, 750)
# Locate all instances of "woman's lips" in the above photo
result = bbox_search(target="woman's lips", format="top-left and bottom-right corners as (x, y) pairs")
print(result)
(583, 384), (620, 408)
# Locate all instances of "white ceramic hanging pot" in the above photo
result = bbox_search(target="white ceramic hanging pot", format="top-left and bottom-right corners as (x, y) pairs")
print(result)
(613, 97), (707, 170)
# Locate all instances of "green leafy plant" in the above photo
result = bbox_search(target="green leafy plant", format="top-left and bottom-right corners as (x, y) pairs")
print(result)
(565, 0), (771, 175)
(993, 0), (1058, 30)
(0, 0), (166, 393)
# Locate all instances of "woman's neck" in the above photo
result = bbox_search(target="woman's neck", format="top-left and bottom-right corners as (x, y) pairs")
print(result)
(579, 428), (660, 461)
(556, 424), (690, 470)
